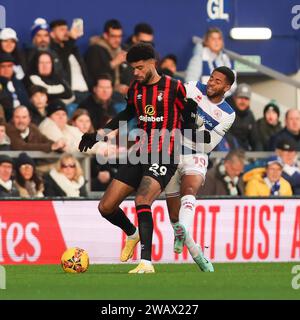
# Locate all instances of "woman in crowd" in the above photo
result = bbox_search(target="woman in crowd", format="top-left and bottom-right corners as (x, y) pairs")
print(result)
(15, 152), (44, 197)
(43, 153), (87, 197)
(0, 27), (26, 80)
(28, 85), (49, 125)
(70, 108), (94, 133)
(27, 50), (74, 103)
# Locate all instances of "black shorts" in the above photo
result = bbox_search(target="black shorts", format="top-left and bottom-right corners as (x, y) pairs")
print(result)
(115, 162), (178, 191)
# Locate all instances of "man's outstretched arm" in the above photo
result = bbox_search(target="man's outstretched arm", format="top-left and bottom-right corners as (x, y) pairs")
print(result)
(78, 104), (135, 152)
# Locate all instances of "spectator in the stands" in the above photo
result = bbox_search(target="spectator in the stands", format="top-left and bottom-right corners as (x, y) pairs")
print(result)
(71, 107), (119, 192)
(0, 28), (26, 80)
(0, 76), (13, 121)
(70, 108), (94, 133)
(245, 156), (292, 196)
(44, 153), (87, 197)
(158, 54), (181, 79)
(254, 100), (282, 151)
(0, 118), (10, 150)
(25, 18), (63, 76)
(15, 152), (44, 198)
(39, 101), (82, 153)
(0, 155), (19, 197)
(229, 83), (256, 151)
(28, 85), (48, 125)
(0, 53), (30, 121)
(268, 109), (300, 151)
(5, 105), (65, 152)
(78, 74), (117, 130)
(27, 51), (74, 103)
(85, 19), (131, 95)
(185, 27), (233, 85)
(49, 19), (90, 103)
(125, 23), (155, 49)
(275, 139), (300, 195)
(198, 149), (245, 196)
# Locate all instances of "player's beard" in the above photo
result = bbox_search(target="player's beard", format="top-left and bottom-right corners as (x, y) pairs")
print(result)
(141, 70), (153, 85)
(207, 88), (224, 99)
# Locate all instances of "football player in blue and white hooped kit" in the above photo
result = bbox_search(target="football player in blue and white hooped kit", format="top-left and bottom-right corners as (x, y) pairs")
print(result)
(165, 66), (236, 271)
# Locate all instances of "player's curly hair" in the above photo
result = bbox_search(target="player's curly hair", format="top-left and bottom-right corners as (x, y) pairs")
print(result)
(126, 42), (155, 63)
(213, 66), (235, 86)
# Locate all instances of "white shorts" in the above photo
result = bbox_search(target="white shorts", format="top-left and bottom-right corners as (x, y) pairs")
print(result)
(164, 153), (208, 198)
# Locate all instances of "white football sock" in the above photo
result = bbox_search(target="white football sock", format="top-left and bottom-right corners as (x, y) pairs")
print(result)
(179, 195), (196, 233)
(185, 232), (202, 258)
(141, 259), (152, 266)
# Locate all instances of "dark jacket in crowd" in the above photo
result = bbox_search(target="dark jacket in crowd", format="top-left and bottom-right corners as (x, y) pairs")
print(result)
(43, 172), (87, 197)
(229, 106), (257, 151)
(5, 123), (54, 152)
(0, 75), (30, 121)
(198, 165), (245, 196)
(214, 132), (240, 152)
(282, 168), (300, 195)
(0, 182), (20, 197)
(254, 118), (282, 151)
(0, 77), (14, 121)
(268, 127), (300, 151)
(78, 94), (117, 130)
(50, 39), (90, 89)
(26, 51), (73, 102)
(85, 36), (132, 86)
(28, 104), (47, 126)
(24, 46), (63, 78)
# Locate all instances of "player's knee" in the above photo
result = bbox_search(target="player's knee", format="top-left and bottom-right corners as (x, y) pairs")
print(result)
(98, 200), (113, 216)
(181, 187), (197, 196)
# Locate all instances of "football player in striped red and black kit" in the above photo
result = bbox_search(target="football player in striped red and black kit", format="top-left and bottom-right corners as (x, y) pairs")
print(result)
(79, 43), (188, 274)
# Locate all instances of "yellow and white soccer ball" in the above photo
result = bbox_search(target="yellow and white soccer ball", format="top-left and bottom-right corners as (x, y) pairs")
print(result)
(61, 247), (89, 273)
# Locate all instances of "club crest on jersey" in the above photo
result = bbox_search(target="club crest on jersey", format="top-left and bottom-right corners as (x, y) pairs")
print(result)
(157, 91), (164, 101)
(213, 109), (222, 119)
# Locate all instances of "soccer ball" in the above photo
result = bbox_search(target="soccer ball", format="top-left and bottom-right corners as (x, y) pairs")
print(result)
(61, 247), (89, 273)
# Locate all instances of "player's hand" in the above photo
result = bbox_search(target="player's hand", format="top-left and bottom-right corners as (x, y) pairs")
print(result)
(78, 132), (98, 152)
(203, 130), (211, 144)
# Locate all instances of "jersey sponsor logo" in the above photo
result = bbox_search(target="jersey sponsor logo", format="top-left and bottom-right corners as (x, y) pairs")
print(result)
(145, 104), (155, 116)
(139, 115), (164, 122)
(199, 116), (214, 128)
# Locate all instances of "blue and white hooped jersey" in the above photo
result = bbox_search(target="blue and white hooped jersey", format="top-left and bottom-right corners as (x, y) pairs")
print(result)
(182, 81), (236, 154)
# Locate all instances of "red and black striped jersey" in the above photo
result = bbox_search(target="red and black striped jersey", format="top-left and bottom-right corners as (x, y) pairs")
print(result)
(105, 75), (186, 156)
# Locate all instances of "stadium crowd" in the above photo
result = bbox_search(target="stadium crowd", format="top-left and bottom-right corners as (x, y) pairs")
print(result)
(0, 18), (299, 198)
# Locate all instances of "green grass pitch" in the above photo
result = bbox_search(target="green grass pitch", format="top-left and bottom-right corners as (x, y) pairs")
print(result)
(0, 263), (299, 300)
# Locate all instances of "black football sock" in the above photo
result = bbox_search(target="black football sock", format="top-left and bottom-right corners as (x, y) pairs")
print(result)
(102, 207), (136, 236)
(136, 205), (153, 261)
